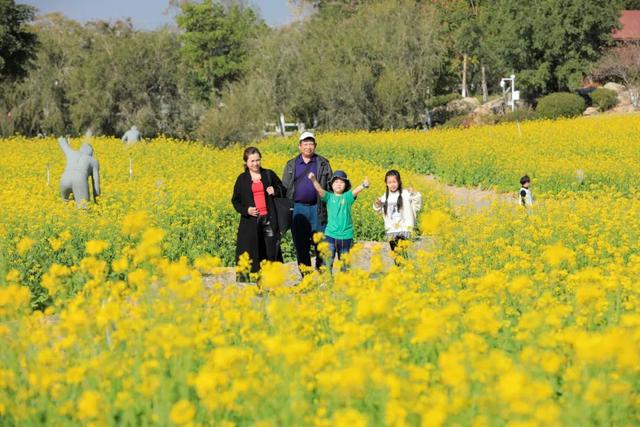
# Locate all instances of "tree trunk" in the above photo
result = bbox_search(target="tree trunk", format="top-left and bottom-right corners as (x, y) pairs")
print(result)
(462, 53), (468, 98)
(481, 63), (488, 103)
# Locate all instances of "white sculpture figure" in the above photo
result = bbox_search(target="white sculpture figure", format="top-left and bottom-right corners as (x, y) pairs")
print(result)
(58, 137), (100, 207)
(121, 126), (141, 145)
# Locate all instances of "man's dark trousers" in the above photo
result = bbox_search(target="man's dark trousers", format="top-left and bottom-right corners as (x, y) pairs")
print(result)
(292, 202), (324, 269)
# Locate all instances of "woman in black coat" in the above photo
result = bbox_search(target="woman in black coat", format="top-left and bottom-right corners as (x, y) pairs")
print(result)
(231, 146), (286, 273)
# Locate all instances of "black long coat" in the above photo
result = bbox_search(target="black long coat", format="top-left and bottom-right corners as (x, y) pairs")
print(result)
(231, 168), (286, 272)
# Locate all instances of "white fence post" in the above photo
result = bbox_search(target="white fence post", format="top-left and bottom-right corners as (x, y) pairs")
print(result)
(278, 113), (286, 137)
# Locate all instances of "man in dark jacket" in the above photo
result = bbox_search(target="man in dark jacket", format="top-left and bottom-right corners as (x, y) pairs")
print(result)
(282, 131), (332, 271)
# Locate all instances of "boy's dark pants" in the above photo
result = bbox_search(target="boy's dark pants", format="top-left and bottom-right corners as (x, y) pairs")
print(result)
(325, 236), (353, 273)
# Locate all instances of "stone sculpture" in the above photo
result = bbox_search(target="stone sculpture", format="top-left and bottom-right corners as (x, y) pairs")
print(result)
(58, 137), (100, 207)
(121, 126), (141, 145)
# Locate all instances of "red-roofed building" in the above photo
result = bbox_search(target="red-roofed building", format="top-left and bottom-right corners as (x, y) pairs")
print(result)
(614, 10), (640, 42)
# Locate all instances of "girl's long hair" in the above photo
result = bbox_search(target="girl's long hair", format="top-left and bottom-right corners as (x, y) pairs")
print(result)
(384, 169), (403, 215)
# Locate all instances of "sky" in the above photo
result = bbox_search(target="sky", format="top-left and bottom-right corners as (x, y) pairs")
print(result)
(21, 0), (303, 29)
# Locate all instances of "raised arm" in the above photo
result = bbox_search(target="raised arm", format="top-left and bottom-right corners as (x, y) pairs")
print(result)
(352, 177), (370, 197)
(91, 159), (100, 198)
(308, 172), (326, 198)
(58, 137), (73, 157)
(409, 189), (422, 214)
(373, 196), (384, 213)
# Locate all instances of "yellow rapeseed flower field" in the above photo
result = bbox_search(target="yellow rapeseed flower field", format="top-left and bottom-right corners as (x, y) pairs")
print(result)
(1, 115), (640, 426)
(264, 114), (640, 194)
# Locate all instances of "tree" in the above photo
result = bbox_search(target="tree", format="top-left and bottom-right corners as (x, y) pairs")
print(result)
(0, 0), (38, 82)
(197, 77), (271, 147)
(483, 0), (623, 99)
(290, 0), (446, 129)
(0, 14), (194, 137)
(65, 19), (187, 136)
(291, 0), (378, 19)
(0, 13), (80, 135)
(432, 0), (485, 99)
(594, 44), (640, 107)
(176, 0), (264, 104)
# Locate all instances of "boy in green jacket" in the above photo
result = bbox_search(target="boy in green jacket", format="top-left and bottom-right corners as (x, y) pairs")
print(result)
(309, 170), (370, 272)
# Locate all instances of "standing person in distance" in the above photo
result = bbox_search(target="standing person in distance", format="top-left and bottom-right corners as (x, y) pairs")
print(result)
(282, 132), (333, 272)
(518, 175), (533, 208)
(231, 147), (285, 274)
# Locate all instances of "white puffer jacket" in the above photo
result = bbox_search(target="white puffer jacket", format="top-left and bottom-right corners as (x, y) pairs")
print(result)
(373, 189), (422, 234)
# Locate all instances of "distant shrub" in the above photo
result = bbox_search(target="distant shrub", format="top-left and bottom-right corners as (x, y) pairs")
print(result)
(536, 92), (586, 119)
(589, 88), (618, 111)
(197, 82), (268, 148)
(496, 109), (538, 123)
(426, 93), (461, 109)
(441, 115), (468, 129)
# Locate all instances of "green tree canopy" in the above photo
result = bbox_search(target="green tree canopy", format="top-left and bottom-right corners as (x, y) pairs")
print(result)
(0, 0), (38, 82)
(1, 14), (192, 137)
(249, 0), (446, 130)
(484, 0), (623, 98)
(622, 0), (640, 9)
(176, 0), (264, 104)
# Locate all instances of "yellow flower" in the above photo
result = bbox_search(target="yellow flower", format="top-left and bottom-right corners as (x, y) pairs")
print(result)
(86, 239), (110, 255)
(420, 210), (450, 236)
(236, 252), (252, 276)
(542, 244), (575, 268)
(583, 379), (606, 405)
(356, 292), (390, 319)
(194, 254), (222, 273)
(463, 303), (501, 337)
(438, 349), (467, 389)
(112, 256), (129, 273)
(0, 284), (30, 317)
(170, 399), (196, 425)
(5, 269), (20, 282)
(48, 237), (64, 251)
(65, 366), (86, 385)
(421, 407), (447, 427)
(333, 408), (368, 427)
(127, 268), (148, 288)
(48, 230), (72, 252)
(412, 310), (445, 344)
(16, 236), (35, 256)
(77, 390), (101, 420)
(122, 211), (150, 236)
(258, 261), (288, 291)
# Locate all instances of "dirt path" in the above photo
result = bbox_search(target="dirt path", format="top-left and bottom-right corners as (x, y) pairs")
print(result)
(202, 174), (513, 287)
(421, 175), (513, 211)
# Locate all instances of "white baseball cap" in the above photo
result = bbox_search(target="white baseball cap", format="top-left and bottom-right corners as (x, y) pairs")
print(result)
(298, 131), (316, 142)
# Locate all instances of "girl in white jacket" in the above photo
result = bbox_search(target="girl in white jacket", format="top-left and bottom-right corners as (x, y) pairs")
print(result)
(373, 170), (422, 252)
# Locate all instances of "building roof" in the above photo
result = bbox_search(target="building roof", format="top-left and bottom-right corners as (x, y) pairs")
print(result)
(614, 10), (640, 41)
